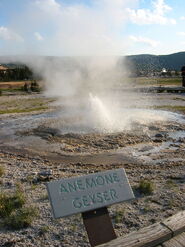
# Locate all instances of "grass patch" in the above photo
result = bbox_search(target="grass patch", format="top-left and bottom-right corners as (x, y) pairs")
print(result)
(40, 193), (48, 201)
(0, 88), (24, 92)
(165, 179), (178, 189)
(135, 77), (181, 86)
(0, 96), (54, 115)
(0, 184), (38, 229)
(0, 106), (48, 114)
(114, 209), (125, 224)
(138, 180), (154, 195)
(0, 187), (26, 218)
(152, 105), (185, 112)
(4, 207), (38, 229)
(39, 225), (50, 236)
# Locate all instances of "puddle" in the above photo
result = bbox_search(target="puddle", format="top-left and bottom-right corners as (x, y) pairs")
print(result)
(168, 131), (185, 139)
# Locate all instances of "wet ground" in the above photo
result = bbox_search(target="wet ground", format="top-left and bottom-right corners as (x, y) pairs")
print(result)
(0, 92), (185, 166)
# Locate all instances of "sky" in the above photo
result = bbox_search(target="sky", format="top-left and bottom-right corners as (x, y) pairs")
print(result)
(0, 0), (185, 56)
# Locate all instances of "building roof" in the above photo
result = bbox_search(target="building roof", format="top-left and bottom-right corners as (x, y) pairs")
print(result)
(0, 65), (8, 71)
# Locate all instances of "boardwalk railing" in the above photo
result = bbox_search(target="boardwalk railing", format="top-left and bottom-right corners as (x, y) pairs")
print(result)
(98, 210), (185, 247)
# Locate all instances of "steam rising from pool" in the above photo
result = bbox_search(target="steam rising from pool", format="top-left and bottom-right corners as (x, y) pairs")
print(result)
(50, 93), (185, 134)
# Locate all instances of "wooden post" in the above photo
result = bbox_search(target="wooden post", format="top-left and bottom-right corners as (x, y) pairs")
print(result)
(82, 207), (117, 247)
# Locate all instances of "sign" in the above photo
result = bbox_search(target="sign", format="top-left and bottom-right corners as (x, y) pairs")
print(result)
(46, 168), (134, 218)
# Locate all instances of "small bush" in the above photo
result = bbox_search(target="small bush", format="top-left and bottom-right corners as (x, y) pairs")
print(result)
(138, 180), (154, 195)
(4, 206), (38, 229)
(39, 225), (50, 236)
(30, 80), (41, 92)
(40, 193), (48, 201)
(0, 184), (38, 229)
(22, 82), (29, 92)
(114, 210), (125, 224)
(165, 180), (177, 189)
(0, 166), (5, 177)
(0, 189), (25, 217)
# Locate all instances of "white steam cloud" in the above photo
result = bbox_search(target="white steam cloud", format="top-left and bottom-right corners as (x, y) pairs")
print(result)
(0, 0), (138, 56)
(0, 0), (174, 133)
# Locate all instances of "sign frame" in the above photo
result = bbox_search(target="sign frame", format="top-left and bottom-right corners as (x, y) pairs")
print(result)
(46, 168), (134, 219)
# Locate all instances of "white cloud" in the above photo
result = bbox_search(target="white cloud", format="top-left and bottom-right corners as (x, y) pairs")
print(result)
(27, 0), (138, 55)
(180, 16), (185, 20)
(129, 35), (160, 47)
(0, 26), (24, 42)
(35, 0), (61, 16)
(177, 32), (185, 36)
(126, 0), (176, 25)
(34, 32), (44, 41)
(0, 0), (141, 55)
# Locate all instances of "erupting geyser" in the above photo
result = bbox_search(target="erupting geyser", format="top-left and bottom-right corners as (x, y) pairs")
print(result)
(88, 93), (114, 132)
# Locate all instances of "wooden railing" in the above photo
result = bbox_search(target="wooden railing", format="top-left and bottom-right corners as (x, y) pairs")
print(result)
(98, 211), (185, 247)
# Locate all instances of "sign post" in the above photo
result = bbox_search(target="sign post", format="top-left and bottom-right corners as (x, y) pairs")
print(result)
(82, 207), (117, 246)
(46, 168), (134, 246)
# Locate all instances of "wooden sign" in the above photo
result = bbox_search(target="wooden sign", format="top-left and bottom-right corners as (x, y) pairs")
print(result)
(46, 168), (134, 218)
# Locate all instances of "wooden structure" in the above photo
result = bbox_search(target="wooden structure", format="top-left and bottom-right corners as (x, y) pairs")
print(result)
(98, 210), (185, 247)
(0, 65), (8, 71)
(139, 86), (185, 93)
(181, 66), (185, 87)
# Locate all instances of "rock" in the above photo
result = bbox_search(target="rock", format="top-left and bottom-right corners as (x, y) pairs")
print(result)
(155, 133), (164, 138)
(37, 169), (53, 181)
(39, 170), (53, 177)
(178, 137), (185, 143)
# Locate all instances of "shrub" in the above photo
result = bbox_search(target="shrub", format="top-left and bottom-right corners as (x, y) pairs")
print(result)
(38, 225), (50, 236)
(114, 209), (125, 224)
(40, 193), (48, 201)
(0, 184), (38, 229)
(4, 206), (38, 229)
(30, 80), (41, 92)
(138, 180), (154, 195)
(0, 189), (25, 218)
(22, 82), (29, 92)
(165, 179), (177, 189)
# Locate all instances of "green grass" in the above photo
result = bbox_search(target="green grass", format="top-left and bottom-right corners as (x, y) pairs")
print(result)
(165, 180), (178, 189)
(0, 190), (26, 218)
(138, 180), (154, 195)
(135, 77), (181, 86)
(4, 206), (38, 229)
(0, 88), (23, 91)
(40, 193), (49, 201)
(152, 105), (185, 112)
(38, 225), (50, 235)
(0, 185), (39, 229)
(114, 209), (125, 224)
(0, 106), (48, 114)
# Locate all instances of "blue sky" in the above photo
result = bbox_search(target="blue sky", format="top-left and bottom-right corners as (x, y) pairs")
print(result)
(0, 0), (185, 56)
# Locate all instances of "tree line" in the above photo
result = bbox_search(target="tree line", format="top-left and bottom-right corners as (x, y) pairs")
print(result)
(0, 66), (34, 82)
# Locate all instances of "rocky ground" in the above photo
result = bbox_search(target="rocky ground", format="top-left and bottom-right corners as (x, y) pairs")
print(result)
(0, 92), (185, 247)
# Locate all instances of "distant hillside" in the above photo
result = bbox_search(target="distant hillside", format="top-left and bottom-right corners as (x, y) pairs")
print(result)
(1, 52), (185, 73)
(126, 52), (185, 72)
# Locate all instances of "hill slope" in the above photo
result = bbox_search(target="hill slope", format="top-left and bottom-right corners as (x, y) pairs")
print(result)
(1, 52), (185, 73)
(126, 52), (185, 72)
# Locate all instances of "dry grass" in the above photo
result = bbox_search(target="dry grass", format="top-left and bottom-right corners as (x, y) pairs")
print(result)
(0, 81), (32, 89)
